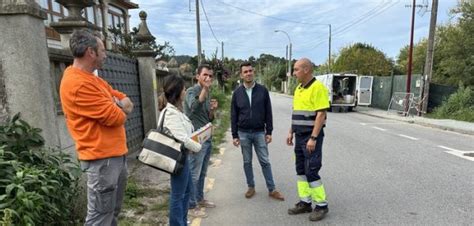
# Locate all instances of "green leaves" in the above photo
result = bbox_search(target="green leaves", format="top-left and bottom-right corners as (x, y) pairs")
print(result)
(431, 85), (474, 122)
(0, 114), (81, 225)
(396, 2), (474, 86)
(332, 43), (393, 76)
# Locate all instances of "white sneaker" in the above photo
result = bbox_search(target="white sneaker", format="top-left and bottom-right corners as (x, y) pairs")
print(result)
(188, 208), (208, 218)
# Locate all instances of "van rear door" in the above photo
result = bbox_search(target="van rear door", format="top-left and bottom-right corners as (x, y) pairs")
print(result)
(357, 76), (373, 105)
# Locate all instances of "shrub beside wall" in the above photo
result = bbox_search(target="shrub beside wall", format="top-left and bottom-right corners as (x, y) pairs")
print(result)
(430, 86), (474, 122)
(0, 114), (82, 225)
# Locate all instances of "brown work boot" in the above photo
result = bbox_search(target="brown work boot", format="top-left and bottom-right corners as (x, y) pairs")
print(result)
(309, 206), (328, 221)
(288, 201), (312, 215)
(268, 190), (285, 201)
(245, 187), (255, 198)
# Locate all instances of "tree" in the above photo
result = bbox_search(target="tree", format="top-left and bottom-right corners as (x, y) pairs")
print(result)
(396, 39), (427, 75)
(332, 43), (393, 76)
(395, 2), (474, 86)
(433, 2), (474, 86)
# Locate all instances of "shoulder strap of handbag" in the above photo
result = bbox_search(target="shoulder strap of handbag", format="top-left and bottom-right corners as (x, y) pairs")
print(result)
(158, 108), (168, 133)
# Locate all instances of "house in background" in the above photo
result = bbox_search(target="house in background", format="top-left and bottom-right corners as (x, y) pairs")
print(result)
(35, 0), (138, 50)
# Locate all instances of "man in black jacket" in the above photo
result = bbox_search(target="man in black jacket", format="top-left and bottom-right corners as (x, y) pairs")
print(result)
(231, 61), (285, 201)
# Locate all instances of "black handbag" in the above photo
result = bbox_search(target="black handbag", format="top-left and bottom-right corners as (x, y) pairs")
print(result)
(137, 109), (186, 175)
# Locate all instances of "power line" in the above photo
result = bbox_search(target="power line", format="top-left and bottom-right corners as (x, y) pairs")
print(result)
(215, 0), (329, 26)
(331, 1), (399, 38)
(200, 0), (221, 45)
(301, 0), (400, 51)
(299, 1), (391, 48)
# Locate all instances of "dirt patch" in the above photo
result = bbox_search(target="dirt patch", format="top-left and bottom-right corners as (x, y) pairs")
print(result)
(119, 158), (171, 225)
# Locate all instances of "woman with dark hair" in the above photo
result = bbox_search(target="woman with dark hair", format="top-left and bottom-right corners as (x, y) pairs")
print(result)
(158, 75), (201, 226)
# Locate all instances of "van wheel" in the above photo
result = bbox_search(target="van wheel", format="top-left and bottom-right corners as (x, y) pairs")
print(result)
(348, 107), (353, 112)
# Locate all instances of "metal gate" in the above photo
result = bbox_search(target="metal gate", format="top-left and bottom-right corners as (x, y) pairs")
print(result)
(99, 52), (143, 154)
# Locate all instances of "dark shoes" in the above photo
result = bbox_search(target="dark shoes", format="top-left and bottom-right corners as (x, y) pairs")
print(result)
(268, 190), (285, 201)
(288, 201), (312, 215)
(288, 202), (329, 221)
(309, 206), (329, 221)
(245, 187), (255, 198)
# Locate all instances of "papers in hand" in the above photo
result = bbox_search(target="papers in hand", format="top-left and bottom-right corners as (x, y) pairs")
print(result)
(191, 123), (212, 144)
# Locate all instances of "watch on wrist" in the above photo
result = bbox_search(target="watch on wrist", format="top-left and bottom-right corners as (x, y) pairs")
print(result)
(310, 135), (317, 141)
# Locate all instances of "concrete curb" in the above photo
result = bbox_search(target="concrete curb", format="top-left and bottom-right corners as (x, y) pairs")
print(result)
(355, 110), (474, 136)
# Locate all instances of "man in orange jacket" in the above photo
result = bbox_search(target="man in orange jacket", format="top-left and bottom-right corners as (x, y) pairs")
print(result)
(60, 29), (133, 226)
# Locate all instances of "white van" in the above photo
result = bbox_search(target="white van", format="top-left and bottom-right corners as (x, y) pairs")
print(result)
(315, 73), (373, 112)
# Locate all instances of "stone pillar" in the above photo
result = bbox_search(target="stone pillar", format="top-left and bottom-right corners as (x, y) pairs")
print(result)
(101, 1), (112, 50)
(0, 0), (60, 147)
(50, 0), (100, 49)
(132, 11), (158, 134)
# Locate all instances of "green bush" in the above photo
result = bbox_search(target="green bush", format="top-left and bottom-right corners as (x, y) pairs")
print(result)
(210, 88), (231, 154)
(430, 85), (474, 122)
(0, 113), (82, 225)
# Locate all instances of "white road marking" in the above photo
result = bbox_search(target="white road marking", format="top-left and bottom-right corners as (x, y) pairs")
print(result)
(360, 122), (397, 125)
(372, 126), (387, 131)
(438, 145), (465, 153)
(444, 151), (474, 162)
(398, 134), (419, 140)
(437, 146), (474, 161)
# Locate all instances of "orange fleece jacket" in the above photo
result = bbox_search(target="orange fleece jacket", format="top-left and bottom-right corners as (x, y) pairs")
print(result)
(60, 66), (128, 160)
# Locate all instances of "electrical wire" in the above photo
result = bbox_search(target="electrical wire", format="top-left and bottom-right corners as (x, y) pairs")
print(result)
(300, 0), (400, 51)
(215, 0), (329, 26)
(299, 0), (392, 48)
(200, 0), (221, 45)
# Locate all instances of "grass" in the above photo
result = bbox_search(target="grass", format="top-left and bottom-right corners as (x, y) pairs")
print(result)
(120, 173), (170, 224)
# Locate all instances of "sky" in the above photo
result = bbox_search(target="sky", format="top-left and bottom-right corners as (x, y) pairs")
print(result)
(128, 0), (460, 65)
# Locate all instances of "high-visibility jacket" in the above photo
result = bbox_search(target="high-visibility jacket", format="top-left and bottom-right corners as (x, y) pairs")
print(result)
(292, 78), (330, 134)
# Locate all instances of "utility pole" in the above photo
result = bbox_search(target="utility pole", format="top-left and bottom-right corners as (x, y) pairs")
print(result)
(286, 45), (289, 74)
(195, 0), (202, 65)
(275, 29), (292, 93)
(405, 0), (417, 114)
(221, 41), (224, 61)
(289, 43), (292, 77)
(420, 0), (438, 115)
(328, 24), (332, 74)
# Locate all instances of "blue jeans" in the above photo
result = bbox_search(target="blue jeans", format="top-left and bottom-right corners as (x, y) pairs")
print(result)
(169, 155), (192, 226)
(238, 131), (276, 192)
(188, 139), (212, 209)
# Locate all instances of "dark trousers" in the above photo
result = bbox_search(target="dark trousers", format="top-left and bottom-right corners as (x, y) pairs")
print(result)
(294, 129), (324, 183)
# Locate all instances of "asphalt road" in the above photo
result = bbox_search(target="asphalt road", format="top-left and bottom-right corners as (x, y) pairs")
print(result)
(196, 93), (473, 226)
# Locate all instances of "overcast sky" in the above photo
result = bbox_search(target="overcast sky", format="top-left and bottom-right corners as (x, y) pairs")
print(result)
(129, 0), (459, 64)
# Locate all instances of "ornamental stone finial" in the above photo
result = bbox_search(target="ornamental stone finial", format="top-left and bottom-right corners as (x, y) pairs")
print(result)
(133, 11), (156, 57)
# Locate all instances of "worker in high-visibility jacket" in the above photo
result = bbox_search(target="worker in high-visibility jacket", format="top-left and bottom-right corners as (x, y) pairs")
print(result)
(286, 58), (330, 222)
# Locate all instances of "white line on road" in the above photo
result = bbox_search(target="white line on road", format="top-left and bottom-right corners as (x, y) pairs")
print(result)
(372, 126), (387, 131)
(438, 145), (465, 153)
(444, 151), (474, 162)
(360, 122), (397, 125)
(398, 134), (419, 140)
